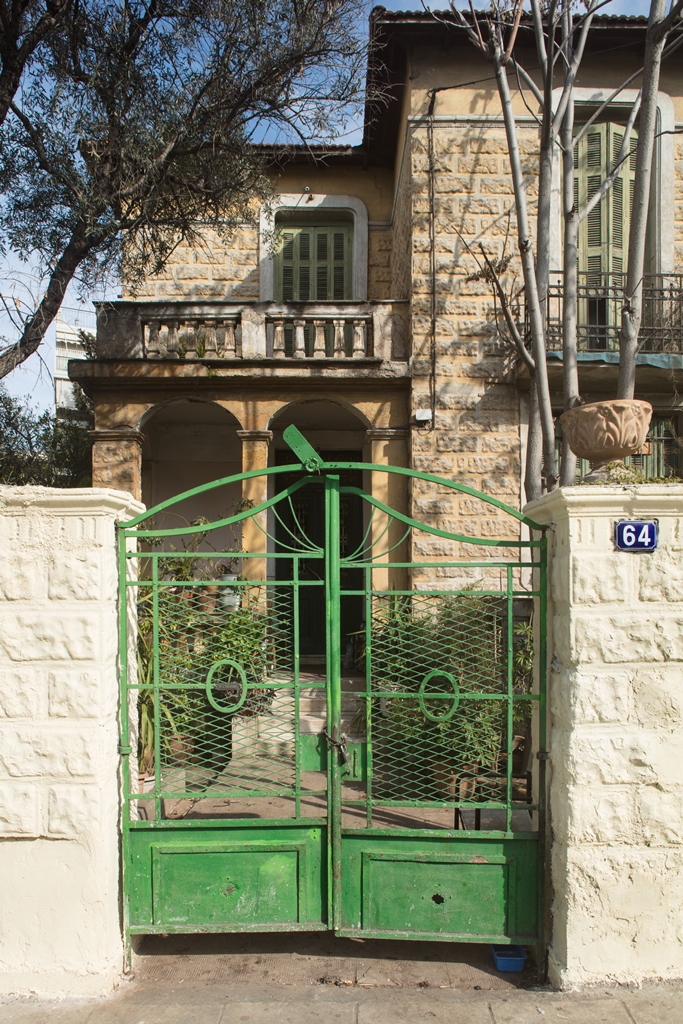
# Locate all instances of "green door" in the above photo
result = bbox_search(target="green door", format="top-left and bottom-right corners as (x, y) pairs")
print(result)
(119, 429), (547, 957)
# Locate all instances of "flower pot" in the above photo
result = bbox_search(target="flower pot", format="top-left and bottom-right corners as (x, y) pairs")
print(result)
(168, 734), (195, 765)
(560, 399), (652, 464)
(433, 762), (478, 800)
(220, 572), (240, 612)
(195, 584), (218, 613)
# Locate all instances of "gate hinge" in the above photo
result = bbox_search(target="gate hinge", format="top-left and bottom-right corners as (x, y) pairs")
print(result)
(118, 743), (133, 756)
(536, 750), (550, 761)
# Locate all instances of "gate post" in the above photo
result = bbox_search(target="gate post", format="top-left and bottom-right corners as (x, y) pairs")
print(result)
(238, 429), (272, 581)
(527, 484), (683, 988)
(0, 486), (144, 996)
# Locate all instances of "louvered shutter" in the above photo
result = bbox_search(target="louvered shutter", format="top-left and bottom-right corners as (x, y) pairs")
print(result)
(575, 122), (637, 279)
(275, 224), (352, 301)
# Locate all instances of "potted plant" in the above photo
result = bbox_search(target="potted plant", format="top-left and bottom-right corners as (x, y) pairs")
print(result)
(369, 592), (507, 803)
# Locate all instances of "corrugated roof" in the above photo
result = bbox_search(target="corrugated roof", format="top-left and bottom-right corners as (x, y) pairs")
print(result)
(371, 6), (649, 25)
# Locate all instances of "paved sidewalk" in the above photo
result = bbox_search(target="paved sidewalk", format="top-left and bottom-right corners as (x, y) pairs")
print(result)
(0, 935), (681, 1024)
(2, 982), (683, 1024)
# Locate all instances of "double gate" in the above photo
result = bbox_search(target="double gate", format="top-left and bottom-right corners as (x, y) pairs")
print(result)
(119, 427), (547, 954)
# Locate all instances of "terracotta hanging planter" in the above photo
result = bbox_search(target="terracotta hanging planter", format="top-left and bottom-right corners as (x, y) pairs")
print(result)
(560, 399), (653, 464)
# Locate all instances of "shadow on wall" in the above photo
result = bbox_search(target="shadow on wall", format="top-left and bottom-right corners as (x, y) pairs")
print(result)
(141, 400), (243, 534)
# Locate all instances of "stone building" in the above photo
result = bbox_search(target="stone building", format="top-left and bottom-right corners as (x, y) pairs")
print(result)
(72, 10), (683, 525)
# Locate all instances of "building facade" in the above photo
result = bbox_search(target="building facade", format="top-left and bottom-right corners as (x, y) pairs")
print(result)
(72, 10), (683, 527)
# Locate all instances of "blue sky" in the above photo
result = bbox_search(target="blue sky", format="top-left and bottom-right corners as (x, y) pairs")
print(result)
(1, 0), (655, 412)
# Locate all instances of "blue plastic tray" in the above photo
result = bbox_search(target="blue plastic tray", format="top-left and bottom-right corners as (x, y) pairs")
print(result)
(491, 944), (527, 972)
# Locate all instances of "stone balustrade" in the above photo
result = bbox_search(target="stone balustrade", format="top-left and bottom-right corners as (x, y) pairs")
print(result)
(95, 300), (408, 363)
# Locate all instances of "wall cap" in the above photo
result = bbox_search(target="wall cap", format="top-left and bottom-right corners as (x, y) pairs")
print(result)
(525, 483), (683, 523)
(0, 485), (145, 518)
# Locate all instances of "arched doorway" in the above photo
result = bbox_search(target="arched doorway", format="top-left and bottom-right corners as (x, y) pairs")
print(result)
(141, 400), (242, 525)
(269, 400), (368, 665)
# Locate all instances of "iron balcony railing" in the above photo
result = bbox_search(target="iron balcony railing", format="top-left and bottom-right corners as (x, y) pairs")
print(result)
(543, 272), (683, 354)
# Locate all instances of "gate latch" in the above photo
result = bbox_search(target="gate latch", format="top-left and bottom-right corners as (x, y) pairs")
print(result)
(323, 730), (350, 764)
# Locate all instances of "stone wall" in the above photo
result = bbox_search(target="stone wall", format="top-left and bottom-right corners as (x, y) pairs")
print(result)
(126, 222), (394, 304)
(0, 487), (144, 996)
(407, 122), (525, 541)
(124, 226), (260, 302)
(527, 484), (683, 988)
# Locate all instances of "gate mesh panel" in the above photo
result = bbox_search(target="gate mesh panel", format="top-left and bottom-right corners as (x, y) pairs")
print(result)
(139, 577), (299, 806)
(368, 592), (511, 810)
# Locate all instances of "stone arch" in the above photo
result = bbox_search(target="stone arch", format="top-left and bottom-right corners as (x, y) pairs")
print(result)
(141, 399), (242, 522)
(268, 395), (373, 450)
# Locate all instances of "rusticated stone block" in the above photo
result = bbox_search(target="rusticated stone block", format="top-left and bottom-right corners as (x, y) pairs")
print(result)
(48, 785), (101, 838)
(637, 784), (683, 844)
(567, 728), (658, 786)
(639, 548), (683, 602)
(0, 557), (45, 602)
(0, 783), (40, 836)
(631, 665), (683, 726)
(573, 613), (683, 664)
(436, 434), (478, 453)
(561, 784), (636, 845)
(48, 554), (102, 601)
(0, 670), (46, 718)
(571, 554), (631, 604)
(48, 671), (102, 719)
(0, 612), (100, 662)
(0, 727), (96, 779)
(565, 671), (632, 725)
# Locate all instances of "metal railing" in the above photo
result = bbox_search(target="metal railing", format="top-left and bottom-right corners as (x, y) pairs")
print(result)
(544, 272), (683, 354)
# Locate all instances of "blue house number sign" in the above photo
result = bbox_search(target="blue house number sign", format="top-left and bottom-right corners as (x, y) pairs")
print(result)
(614, 520), (658, 551)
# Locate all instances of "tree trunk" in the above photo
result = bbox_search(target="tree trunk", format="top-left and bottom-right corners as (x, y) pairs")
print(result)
(560, 90), (580, 486)
(493, 54), (558, 490)
(617, 0), (669, 399)
(525, 383), (543, 503)
(0, 219), (94, 379)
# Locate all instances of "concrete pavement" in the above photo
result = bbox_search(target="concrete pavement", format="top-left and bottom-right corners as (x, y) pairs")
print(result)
(0, 933), (681, 1023)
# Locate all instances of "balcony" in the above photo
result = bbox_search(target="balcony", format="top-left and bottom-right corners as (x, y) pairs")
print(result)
(544, 272), (683, 355)
(94, 300), (409, 365)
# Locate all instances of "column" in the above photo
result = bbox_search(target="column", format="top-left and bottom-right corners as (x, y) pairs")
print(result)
(366, 428), (409, 593)
(90, 428), (145, 501)
(237, 429), (273, 582)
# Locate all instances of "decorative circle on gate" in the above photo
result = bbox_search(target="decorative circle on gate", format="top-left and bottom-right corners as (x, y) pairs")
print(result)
(418, 670), (460, 722)
(205, 659), (249, 714)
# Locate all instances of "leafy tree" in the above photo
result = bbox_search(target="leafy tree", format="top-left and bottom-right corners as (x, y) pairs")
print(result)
(0, 1), (73, 128)
(0, 0), (368, 379)
(0, 383), (93, 485)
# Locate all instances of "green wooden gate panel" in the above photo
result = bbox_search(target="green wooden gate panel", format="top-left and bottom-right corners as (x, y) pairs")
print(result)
(126, 825), (327, 933)
(337, 836), (538, 942)
(118, 428), (548, 955)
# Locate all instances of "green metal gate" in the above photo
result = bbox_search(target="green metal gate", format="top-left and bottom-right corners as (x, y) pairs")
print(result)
(119, 427), (548, 954)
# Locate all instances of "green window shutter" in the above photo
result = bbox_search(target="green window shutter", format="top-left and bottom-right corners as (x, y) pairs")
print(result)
(576, 121), (637, 279)
(275, 224), (352, 301)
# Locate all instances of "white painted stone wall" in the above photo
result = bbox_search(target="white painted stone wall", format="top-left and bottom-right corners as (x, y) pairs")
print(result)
(0, 487), (143, 996)
(527, 485), (683, 989)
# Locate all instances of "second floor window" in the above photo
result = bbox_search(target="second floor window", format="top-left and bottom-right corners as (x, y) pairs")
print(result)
(275, 224), (353, 302)
(575, 121), (637, 279)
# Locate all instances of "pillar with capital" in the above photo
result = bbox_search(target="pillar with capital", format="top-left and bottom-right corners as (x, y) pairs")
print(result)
(237, 429), (273, 582)
(366, 428), (409, 593)
(91, 429), (145, 501)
